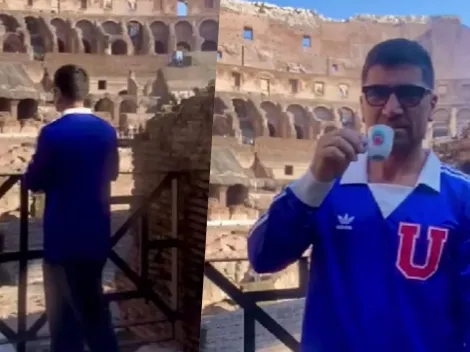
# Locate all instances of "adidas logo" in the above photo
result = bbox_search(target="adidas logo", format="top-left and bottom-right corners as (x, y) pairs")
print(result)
(336, 214), (354, 230)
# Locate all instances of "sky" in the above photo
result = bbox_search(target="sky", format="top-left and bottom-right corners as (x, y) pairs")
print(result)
(240, 0), (470, 25)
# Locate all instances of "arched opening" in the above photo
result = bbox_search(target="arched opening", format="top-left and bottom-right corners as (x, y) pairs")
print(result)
(261, 101), (279, 137)
(82, 39), (92, 53)
(226, 184), (248, 207)
(175, 21), (193, 51)
(3, 34), (25, 53)
(199, 19), (218, 51)
(338, 107), (355, 128)
(57, 39), (65, 52)
(232, 99), (254, 144)
(127, 21), (143, 54)
(314, 106), (334, 121)
(111, 40), (127, 55)
(102, 21), (121, 35)
(0, 99), (10, 114)
(457, 109), (470, 137)
(287, 104), (308, 139)
(176, 41), (190, 52)
(17, 99), (38, 120)
(150, 21), (169, 54)
(177, 0), (188, 16)
(94, 98), (114, 120)
(201, 40), (217, 51)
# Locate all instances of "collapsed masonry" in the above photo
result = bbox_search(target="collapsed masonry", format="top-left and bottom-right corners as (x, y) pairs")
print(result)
(115, 81), (214, 350)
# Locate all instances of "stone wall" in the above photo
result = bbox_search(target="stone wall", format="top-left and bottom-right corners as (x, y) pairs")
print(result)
(115, 82), (214, 351)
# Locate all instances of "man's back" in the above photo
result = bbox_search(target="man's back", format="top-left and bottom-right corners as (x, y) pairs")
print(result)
(26, 109), (119, 263)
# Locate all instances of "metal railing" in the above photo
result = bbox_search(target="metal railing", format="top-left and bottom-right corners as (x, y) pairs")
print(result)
(0, 172), (185, 351)
(204, 256), (309, 352)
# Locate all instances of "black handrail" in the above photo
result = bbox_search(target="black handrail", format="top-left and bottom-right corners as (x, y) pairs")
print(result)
(0, 172), (185, 351)
(204, 256), (309, 352)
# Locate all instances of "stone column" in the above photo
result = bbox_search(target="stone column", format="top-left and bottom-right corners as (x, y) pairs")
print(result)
(450, 107), (457, 137)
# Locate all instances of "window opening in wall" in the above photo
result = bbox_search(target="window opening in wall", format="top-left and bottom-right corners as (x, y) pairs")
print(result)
(438, 85), (447, 97)
(243, 27), (253, 40)
(289, 79), (298, 94)
(177, 0), (188, 16)
(339, 84), (349, 98)
(284, 165), (294, 176)
(232, 72), (241, 89)
(216, 51), (222, 60)
(331, 63), (339, 73)
(314, 82), (325, 96)
(260, 78), (270, 95)
(80, 0), (87, 9)
(302, 35), (311, 48)
(27, 0), (33, 5)
(205, 0), (214, 8)
(98, 80), (107, 90)
(127, 0), (137, 11)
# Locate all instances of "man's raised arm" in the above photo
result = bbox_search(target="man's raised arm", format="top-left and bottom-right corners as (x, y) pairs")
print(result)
(247, 171), (333, 273)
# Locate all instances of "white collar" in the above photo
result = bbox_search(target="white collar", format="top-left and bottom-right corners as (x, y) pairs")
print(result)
(61, 107), (92, 117)
(340, 150), (441, 192)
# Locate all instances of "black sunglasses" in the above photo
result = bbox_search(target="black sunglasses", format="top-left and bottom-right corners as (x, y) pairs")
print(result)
(362, 84), (432, 108)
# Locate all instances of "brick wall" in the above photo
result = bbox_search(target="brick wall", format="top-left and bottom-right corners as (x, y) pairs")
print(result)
(115, 82), (215, 351)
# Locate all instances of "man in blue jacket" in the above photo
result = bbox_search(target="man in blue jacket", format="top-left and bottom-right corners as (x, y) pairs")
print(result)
(24, 64), (119, 352)
(248, 38), (470, 351)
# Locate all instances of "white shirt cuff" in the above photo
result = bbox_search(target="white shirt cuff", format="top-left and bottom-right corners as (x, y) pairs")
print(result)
(288, 170), (334, 207)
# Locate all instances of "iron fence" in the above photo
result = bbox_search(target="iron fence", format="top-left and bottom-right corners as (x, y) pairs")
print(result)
(204, 256), (309, 352)
(0, 172), (185, 351)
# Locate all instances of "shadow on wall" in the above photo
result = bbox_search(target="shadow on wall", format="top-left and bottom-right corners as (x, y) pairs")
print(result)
(116, 77), (215, 350)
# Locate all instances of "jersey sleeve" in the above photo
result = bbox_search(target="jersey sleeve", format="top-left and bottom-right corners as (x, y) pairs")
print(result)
(247, 170), (333, 273)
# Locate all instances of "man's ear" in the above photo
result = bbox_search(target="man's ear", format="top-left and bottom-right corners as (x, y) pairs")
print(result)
(429, 93), (438, 121)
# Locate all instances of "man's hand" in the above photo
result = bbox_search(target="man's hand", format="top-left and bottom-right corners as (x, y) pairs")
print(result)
(311, 128), (366, 182)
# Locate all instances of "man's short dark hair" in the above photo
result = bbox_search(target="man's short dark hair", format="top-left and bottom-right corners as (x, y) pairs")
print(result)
(361, 38), (435, 89)
(53, 64), (89, 102)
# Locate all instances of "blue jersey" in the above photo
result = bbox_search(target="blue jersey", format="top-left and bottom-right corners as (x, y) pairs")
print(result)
(248, 152), (470, 352)
(24, 108), (119, 263)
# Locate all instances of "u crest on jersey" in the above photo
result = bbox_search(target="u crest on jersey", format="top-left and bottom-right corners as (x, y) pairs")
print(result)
(396, 222), (449, 280)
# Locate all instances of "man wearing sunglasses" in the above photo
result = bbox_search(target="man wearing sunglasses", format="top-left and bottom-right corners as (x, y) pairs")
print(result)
(248, 38), (470, 351)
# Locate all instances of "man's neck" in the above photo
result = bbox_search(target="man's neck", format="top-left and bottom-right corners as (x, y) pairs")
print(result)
(367, 145), (427, 186)
(60, 102), (85, 112)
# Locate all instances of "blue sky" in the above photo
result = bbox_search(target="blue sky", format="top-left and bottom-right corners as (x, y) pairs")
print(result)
(239, 0), (470, 25)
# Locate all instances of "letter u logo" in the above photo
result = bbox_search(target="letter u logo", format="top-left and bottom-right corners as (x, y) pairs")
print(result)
(396, 222), (449, 280)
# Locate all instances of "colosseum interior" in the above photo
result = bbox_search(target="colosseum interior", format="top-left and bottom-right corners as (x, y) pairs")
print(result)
(0, 0), (219, 351)
(203, 0), (470, 333)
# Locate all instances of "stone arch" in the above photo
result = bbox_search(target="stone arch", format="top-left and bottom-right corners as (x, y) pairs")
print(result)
(338, 107), (355, 128)
(0, 99), (11, 112)
(51, 18), (72, 53)
(119, 99), (137, 132)
(199, 19), (218, 51)
(0, 14), (20, 33)
(226, 184), (248, 207)
(287, 104), (308, 139)
(25, 16), (46, 58)
(150, 21), (169, 54)
(432, 108), (450, 139)
(101, 20), (122, 35)
(313, 106), (334, 122)
(457, 109), (470, 136)
(201, 41), (217, 51)
(232, 98), (254, 143)
(17, 99), (38, 120)
(111, 39), (127, 55)
(94, 98), (114, 120)
(260, 101), (280, 137)
(3, 33), (25, 53)
(175, 21), (193, 51)
(75, 20), (96, 53)
(127, 20), (143, 54)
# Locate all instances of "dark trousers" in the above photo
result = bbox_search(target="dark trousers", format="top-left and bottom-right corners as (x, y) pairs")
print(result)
(43, 259), (119, 352)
